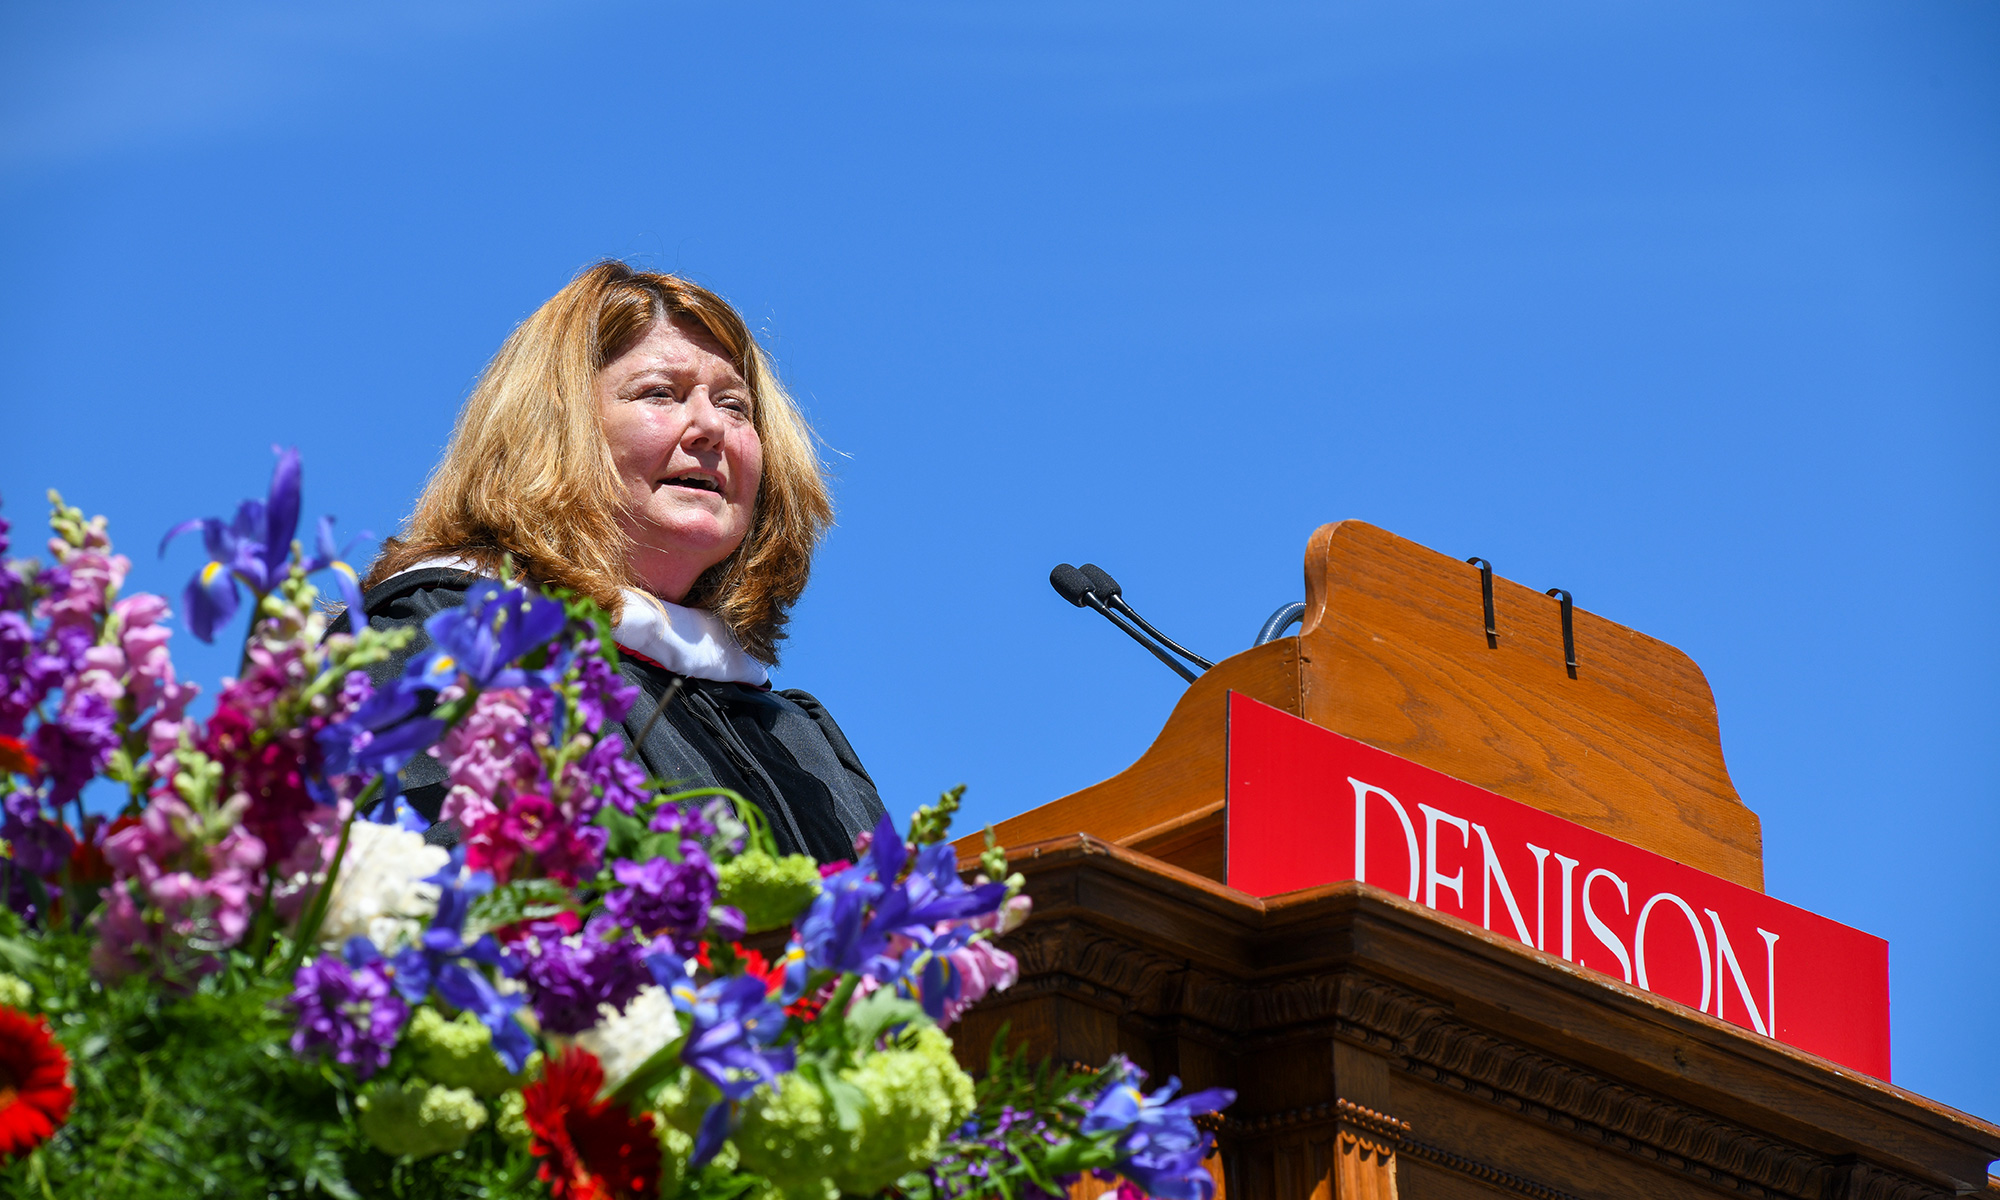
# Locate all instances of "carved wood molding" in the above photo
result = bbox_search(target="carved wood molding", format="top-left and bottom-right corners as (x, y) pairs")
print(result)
(1334, 1098), (1402, 1200)
(1395, 1135), (1585, 1200)
(995, 923), (1958, 1200)
(1333, 977), (1952, 1200)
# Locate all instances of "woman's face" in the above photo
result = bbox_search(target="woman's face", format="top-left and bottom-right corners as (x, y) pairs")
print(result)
(596, 316), (764, 603)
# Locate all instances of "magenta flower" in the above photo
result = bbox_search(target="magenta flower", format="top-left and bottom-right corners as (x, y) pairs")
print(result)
(465, 793), (604, 885)
(200, 691), (316, 855)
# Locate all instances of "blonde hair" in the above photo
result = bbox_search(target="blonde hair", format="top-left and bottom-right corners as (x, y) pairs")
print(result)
(367, 261), (832, 663)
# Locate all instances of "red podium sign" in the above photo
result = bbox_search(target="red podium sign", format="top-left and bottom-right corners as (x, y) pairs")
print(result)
(1226, 693), (1891, 1078)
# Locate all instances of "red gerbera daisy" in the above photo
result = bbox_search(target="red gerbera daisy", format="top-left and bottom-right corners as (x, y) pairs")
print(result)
(0, 1006), (74, 1162)
(523, 1045), (662, 1200)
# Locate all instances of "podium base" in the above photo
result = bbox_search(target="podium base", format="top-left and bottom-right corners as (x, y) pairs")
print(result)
(960, 836), (1999, 1200)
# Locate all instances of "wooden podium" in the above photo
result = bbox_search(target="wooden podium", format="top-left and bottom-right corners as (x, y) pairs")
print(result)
(953, 522), (1999, 1199)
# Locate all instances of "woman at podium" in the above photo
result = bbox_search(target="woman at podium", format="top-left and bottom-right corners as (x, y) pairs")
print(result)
(341, 261), (884, 862)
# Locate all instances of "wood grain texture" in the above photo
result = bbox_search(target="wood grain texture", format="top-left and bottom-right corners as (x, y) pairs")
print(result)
(1298, 520), (1763, 890)
(957, 837), (2000, 1200)
(957, 520), (1766, 891)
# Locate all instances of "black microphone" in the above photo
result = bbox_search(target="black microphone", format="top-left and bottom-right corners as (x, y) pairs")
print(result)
(1049, 563), (1200, 685)
(1076, 564), (1215, 671)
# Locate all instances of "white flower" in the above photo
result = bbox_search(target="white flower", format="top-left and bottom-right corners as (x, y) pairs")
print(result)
(577, 984), (682, 1092)
(317, 820), (450, 953)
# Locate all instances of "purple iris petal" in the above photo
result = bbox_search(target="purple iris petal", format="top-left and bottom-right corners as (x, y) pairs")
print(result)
(413, 582), (566, 692)
(654, 962), (795, 1102)
(690, 1099), (734, 1168)
(1081, 1066), (1236, 1200)
(260, 445), (302, 577)
(158, 446), (316, 642)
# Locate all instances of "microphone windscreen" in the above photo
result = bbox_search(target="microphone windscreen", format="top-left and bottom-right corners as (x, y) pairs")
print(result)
(1049, 564), (1094, 606)
(1078, 563), (1122, 600)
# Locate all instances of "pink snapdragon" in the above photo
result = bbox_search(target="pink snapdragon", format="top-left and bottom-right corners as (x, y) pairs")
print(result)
(38, 521), (128, 634)
(434, 686), (549, 832)
(94, 795), (267, 979)
(115, 593), (179, 711)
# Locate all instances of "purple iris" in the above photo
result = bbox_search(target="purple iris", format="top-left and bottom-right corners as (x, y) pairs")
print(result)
(315, 676), (445, 800)
(159, 446), (304, 642)
(302, 514), (370, 619)
(287, 948), (410, 1079)
(1080, 1065), (1236, 1200)
(378, 856), (535, 1072)
(796, 815), (1007, 982)
(888, 924), (985, 1021)
(410, 581), (567, 693)
(644, 950), (798, 1167)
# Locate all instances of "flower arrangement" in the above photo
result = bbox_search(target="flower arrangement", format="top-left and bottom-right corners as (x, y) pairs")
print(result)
(0, 450), (1232, 1199)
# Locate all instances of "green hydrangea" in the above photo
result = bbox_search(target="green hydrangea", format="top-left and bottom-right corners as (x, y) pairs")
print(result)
(0, 972), (32, 1009)
(493, 1090), (529, 1144)
(835, 1025), (975, 1194)
(735, 1073), (844, 1200)
(357, 1081), (489, 1159)
(404, 1007), (538, 1095)
(718, 850), (822, 933)
(737, 1026), (975, 1199)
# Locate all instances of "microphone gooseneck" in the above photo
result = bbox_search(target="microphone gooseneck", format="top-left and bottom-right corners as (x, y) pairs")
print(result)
(1048, 562), (1201, 685)
(1078, 563), (1215, 671)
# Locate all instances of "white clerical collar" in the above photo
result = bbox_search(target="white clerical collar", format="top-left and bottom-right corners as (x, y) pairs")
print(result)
(395, 557), (769, 687)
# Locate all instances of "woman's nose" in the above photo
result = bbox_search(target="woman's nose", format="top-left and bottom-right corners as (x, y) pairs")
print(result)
(680, 389), (726, 448)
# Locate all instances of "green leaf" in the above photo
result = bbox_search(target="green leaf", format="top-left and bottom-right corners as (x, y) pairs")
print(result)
(595, 804), (649, 861)
(609, 1033), (692, 1109)
(821, 1071), (869, 1133)
(844, 986), (927, 1049)
(463, 878), (578, 940)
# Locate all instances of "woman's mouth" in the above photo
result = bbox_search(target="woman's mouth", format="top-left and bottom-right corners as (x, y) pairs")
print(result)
(661, 472), (722, 494)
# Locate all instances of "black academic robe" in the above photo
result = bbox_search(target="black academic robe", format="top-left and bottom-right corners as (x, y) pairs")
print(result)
(334, 568), (885, 864)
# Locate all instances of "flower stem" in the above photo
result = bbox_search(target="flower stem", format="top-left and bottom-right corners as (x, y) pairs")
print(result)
(284, 776), (381, 972)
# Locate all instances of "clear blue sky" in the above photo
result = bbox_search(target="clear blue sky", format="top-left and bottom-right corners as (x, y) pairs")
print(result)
(3, 1), (1994, 1122)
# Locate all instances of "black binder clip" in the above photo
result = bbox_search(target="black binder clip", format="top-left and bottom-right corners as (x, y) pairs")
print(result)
(1545, 588), (1577, 678)
(1466, 557), (1497, 648)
